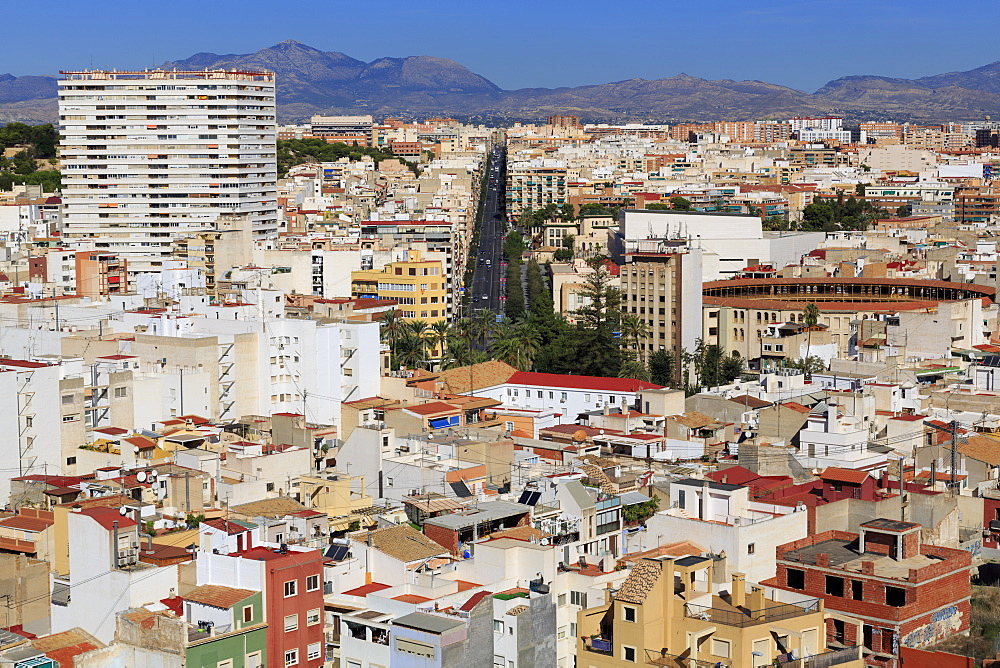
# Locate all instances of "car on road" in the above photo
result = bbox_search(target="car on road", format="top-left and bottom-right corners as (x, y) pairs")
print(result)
(482, 293), (489, 301)
(485, 259), (491, 266)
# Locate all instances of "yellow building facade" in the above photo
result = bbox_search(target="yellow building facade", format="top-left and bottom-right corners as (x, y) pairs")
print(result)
(577, 556), (863, 668)
(351, 250), (449, 323)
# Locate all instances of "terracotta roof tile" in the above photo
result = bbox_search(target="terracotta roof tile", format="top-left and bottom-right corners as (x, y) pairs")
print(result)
(615, 559), (663, 604)
(349, 524), (448, 563)
(183, 584), (256, 609)
(819, 467), (869, 485)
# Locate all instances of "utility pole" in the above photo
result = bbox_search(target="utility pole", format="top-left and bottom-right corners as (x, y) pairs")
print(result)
(950, 419), (958, 495)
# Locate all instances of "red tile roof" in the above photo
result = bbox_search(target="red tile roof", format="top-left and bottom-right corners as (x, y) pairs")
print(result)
(342, 582), (391, 597)
(78, 507), (136, 530)
(507, 371), (660, 392)
(460, 590), (493, 612)
(406, 401), (458, 415)
(0, 515), (53, 532)
(819, 467), (869, 485)
(184, 584), (256, 609)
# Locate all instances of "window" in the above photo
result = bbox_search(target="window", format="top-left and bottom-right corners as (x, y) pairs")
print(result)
(283, 580), (297, 597)
(622, 605), (636, 622)
(711, 638), (732, 659)
(307, 575), (319, 591)
(747, 543), (755, 555)
(494, 619), (504, 633)
(786, 568), (805, 590)
(284, 649), (298, 666)
(825, 575), (844, 597)
(66, 456), (77, 466)
(885, 586), (906, 607)
(852, 580), (863, 601)
(570, 591), (587, 607)
(307, 608), (321, 625)
(266, 482), (275, 492)
(284, 614), (298, 632)
(678, 489), (686, 509)
(623, 645), (636, 662)
(307, 643), (321, 660)
(557, 593), (566, 606)
(62, 394), (74, 404)
(243, 605), (253, 623)
(114, 387), (128, 398)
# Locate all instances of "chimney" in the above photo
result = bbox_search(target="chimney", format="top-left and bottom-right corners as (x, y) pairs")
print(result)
(658, 558), (675, 619)
(603, 402), (611, 416)
(701, 480), (710, 520)
(749, 586), (766, 615)
(146, 535), (154, 553)
(731, 573), (746, 608)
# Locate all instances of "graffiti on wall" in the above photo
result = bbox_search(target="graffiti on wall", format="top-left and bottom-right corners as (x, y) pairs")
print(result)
(901, 606), (962, 648)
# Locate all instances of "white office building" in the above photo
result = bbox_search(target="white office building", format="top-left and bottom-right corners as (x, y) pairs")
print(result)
(57, 69), (279, 275)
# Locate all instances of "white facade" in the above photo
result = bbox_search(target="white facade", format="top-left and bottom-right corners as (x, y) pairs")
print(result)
(477, 375), (653, 421)
(0, 361), (63, 501)
(644, 480), (808, 585)
(58, 70), (279, 275)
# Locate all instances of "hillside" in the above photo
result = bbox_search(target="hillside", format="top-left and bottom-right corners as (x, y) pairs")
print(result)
(1, 42), (999, 123)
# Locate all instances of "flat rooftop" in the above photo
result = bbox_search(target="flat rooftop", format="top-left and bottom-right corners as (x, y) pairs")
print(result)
(783, 538), (944, 580)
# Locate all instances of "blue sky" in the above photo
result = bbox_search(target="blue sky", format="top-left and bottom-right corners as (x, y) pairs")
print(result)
(6, 0), (997, 92)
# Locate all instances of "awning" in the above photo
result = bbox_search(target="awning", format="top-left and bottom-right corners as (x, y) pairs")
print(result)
(428, 418), (449, 429)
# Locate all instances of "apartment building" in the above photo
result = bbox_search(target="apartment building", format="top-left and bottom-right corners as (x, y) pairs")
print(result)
(506, 160), (568, 215)
(309, 115), (374, 146)
(58, 69), (279, 275)
(351, 249), (449, 322)
(74, 250), (128, 298)
(620, 247), (702, 356)
(577, 555), (862, 667)
(763, 519), (971, 667)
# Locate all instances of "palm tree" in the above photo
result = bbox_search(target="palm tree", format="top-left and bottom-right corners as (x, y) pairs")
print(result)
(395, 331), (427, 370)
(619, 359), (650, 382)
(803, 302), (820, 364)
(490, 320), (541, 371)
(511, 322), (542, 370)
(472, 309), (497, 348)
(620, 314), (650, 363)
(379, 309), (404, 349)
(426, 321), (451, 361)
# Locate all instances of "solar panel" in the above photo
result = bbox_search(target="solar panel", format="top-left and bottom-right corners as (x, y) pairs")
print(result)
(325, 544), (350, 561)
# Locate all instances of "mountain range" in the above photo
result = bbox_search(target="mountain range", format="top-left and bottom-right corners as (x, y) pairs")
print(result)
(2, 40), (1000, 124)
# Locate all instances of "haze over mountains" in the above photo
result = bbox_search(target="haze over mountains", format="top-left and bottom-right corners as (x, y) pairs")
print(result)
(2, 40), (1000, 123)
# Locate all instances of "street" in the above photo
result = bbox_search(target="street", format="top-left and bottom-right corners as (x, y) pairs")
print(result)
(468, 144), (508, 320)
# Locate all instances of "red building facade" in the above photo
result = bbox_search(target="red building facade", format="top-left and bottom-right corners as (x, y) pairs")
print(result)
(241, 546), (326, 668)
(762, 519), (971, 668)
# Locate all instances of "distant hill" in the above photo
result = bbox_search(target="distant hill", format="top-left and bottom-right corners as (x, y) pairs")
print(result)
(1, 43), (999, 123)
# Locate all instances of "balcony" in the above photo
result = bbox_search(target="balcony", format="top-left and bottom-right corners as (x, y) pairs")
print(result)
(684, 598), (820, 627)
(582, 637), (613, 655)
(774, 646), (861, 667)
(645, 649), (730, 667)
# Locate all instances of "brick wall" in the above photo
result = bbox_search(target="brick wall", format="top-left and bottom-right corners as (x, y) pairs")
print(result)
(423, 523), (459, 555)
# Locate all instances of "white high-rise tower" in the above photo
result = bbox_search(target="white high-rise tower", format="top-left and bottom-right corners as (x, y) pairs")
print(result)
(57, 69), (279, 274)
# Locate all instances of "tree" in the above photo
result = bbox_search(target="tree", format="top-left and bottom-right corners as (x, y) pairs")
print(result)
(803, 302), (820, 364)
(645, 202), (671, 210)
(425, 321), (451, 361)
(620, 314), (649, 363)
(619, 359), (650, 382)
(648, 349), (675, 386)
(491, 321), (542, 371)
(669, 196), (693, 211)
(553, 248), (573, 262)
(622, 497), (659, 525)
(379, 310), (405, 351)
(895, 205), (909, 218)
(785, 355), (826, 378)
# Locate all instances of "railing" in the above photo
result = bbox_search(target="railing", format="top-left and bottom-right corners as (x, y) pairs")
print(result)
(684, 599), (820, 627)
(645, 649), (731, 667)
(582, 637), (613, 655)
(777, 646), (861, 668)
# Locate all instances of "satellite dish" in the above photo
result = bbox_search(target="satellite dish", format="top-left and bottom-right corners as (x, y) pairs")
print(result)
(133, 446), (140, 454)
(149, 470), (158, 479)
(137, 471), (147, 482)
(119, 507), (129, 516)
